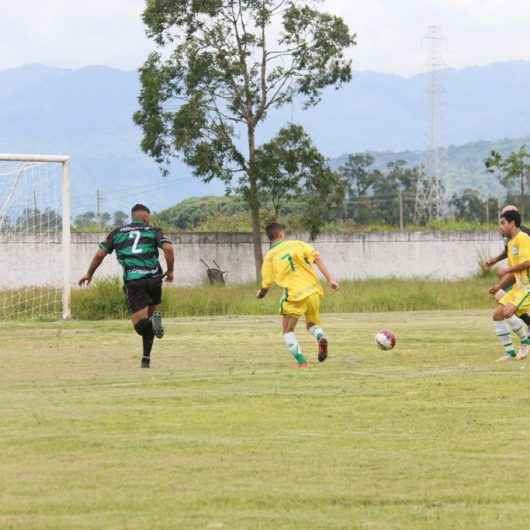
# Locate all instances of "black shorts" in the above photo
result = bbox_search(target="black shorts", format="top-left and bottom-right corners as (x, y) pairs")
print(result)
(124, 277), (163, 314)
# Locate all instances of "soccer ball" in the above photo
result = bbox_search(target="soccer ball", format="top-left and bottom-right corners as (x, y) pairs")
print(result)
(375, 330), (396, 351)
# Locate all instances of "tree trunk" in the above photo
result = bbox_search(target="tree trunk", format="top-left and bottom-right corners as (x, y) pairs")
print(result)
(247, 124), (264, 284)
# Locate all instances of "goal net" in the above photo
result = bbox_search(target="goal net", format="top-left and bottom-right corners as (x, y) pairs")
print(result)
(0, 154), (71, 320)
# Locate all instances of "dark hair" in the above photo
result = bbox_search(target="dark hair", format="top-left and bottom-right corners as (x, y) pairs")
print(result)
(131, 203), (150, 215)
(265, 222), (284, 242)
(501, 209), (521, 227)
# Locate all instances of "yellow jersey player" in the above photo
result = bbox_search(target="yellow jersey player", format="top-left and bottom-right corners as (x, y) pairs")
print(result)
(490, 209), (530, 361)
(257, 223), (339, 367)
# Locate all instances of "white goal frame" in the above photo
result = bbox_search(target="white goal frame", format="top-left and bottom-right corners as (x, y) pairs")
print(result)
(0, 154), (71, 320)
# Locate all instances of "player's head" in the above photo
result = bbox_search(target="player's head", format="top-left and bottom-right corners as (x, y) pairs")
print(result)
(131, 203), (151, 224)
(500, 209), (521, 237)
(501, 204), (519, 216)
(265, 222), (285, 242)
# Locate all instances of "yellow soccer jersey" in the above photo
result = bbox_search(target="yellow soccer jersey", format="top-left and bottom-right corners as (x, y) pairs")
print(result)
(261, 240), (324, 302)
(508, 230), (530, 288)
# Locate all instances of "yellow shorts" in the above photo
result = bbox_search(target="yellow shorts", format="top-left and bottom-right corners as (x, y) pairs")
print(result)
(499, 288), (530, 315)
(280, 292), (322, 324)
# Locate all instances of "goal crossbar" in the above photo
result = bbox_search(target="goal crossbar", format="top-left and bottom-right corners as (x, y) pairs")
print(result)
(0, 154), (70, 163)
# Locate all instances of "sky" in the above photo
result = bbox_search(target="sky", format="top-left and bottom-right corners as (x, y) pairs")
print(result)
(1, 1), (530, 75)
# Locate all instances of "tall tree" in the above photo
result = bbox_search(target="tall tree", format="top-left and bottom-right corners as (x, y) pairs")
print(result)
(449, 188), (486, 223)
(256, 123), (344, 224)
(372, 160), (419, 226)
(74, 211), (96, 229)
(113, 210), (129, 228)
(485, 146), (530, 217)
(134, 0), (355, 281)
(337, 153), (380, 222)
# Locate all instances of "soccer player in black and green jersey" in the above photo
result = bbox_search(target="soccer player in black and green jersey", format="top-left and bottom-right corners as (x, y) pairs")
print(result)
(79, 204), (174, 368)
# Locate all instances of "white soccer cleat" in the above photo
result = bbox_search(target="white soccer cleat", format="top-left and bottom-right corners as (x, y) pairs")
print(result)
(496, 354), (515, 363)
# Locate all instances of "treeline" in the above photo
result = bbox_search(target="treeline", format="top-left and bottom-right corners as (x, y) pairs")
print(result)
(17, 145), (526, 236)
(72, 210), (129, 231)
(0, 208), (131, 235)
(149, 151), (522, 233)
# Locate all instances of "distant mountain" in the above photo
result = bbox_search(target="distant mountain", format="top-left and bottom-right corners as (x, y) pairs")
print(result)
(2, 61), (530, 212)
(0, 64), (224, 214)
(331, 136), (530, 197)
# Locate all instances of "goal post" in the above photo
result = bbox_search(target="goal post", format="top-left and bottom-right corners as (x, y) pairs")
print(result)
(0, 154), (71, 320)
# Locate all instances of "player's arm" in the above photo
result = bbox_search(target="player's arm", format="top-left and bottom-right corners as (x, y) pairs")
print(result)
(314, 256), (339, 291)
(502, 260), (530, 275)
(155, 229), (174, 282)
(485, 248), (508, 267)
(300, 242), (339, 291)
(162, 242), (174, 283)
(79, 249), (107, 286)
(489, 272), (516, 295)
(257, 256), (273, 299)
(79, 231), (115, 286)
(498, 237), (530, 277)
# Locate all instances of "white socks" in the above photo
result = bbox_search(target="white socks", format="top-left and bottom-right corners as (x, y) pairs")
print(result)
(308, 325), (325, 341)
(495, 321), (515, 356)
(283, 332), (305, 362)
(506, 315), (527, 339)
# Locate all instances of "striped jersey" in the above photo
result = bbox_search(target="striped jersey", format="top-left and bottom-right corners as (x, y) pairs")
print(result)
(99, 222), (172, 283)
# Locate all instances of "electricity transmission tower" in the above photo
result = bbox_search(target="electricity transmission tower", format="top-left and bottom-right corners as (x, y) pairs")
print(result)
(415, 25), (448, 223)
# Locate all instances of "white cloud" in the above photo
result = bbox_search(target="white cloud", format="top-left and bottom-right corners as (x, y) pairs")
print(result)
(2, 0), (530, 74)
(326, 0), (530, 75)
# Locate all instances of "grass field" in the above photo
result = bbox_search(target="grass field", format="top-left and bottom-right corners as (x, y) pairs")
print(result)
(3, 310), (530, 529)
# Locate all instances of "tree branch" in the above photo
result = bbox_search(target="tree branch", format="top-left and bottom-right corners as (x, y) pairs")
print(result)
(257, 0), (268, 121)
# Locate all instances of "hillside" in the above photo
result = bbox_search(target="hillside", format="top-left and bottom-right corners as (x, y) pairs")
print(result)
(331, 136), (530, 197)
(2, 62), (530, 210)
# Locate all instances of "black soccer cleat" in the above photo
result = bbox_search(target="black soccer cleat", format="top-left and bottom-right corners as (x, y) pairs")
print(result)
(141, 356), (150, 368)
(151, 312), (164, 339)
(318, 337), (328, 363)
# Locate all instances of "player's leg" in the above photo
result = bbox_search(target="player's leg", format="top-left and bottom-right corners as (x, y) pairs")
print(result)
(147, 278), (164, 339)
(514, 294), (530, 360)
(281, 299), (307, 367)
(132, 307), (155, 368)
(305, 294), (328, 363)
(493, 303), (517, 362)
(499, 293), (530, 360)
(495, 287), (529, 339)
(282, 315), (307, 367)
(127, 280), (155, 368)
(520, 313), (530, 327)
(493, 292), (530, 361)
(148, 305), (164, 339)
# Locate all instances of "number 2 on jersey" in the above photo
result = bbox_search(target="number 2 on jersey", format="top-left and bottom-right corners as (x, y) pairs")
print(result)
(129, 230), (142, 254)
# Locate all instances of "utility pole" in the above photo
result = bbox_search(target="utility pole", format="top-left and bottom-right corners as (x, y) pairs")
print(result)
(96, 189), (102, 228)
(399, 190), (404, 231)
(415, 25), (448, 223)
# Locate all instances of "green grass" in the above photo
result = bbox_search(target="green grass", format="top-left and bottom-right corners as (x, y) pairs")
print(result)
(2, 311), (530, 529)
(69, 276), (498, 320)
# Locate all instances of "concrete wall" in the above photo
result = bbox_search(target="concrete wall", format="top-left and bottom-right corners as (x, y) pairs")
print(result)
(0, 230), (505, 289)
